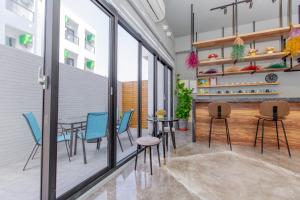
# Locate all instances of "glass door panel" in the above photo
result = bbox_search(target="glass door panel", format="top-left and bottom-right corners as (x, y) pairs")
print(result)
(0, 0), (46, 199)
(116, 25), (139, 161)
(57, 0), (110, 196)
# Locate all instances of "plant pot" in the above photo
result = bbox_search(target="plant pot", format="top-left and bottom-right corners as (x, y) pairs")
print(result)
(178, 119), (188, 131)
(157, 114), (165, 119)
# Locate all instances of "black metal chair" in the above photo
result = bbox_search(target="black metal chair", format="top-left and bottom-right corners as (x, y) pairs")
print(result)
(208, 102), (232, 150)
(254, 101), (291, 157)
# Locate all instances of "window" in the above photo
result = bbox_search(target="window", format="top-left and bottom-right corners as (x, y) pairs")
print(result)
(6, 0), (35, 22)
(5, 36), (16, 47)
(65, 16), (79, 45)
(85, 30), (95, 53)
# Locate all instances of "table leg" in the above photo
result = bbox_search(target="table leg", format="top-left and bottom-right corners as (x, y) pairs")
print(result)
(169, 121), (176, 152)
(162, 121), (166, 164)
(69, 124), (74, 157)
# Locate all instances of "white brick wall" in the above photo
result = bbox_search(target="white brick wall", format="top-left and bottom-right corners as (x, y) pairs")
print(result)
(0, 44), (116, 166)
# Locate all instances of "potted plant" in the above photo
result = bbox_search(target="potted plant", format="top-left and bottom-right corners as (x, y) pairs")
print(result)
(156, 109), (166, 119)
(175, 74), (193, 131)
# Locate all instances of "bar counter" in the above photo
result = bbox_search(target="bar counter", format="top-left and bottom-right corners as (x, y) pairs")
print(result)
(192, 98), (300, 149)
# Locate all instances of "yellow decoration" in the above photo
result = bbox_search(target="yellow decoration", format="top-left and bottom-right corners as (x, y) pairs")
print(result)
(285, 36), (300, 58)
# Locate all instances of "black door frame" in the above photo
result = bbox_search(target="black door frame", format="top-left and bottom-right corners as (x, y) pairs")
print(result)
(41, 0), (174, 199)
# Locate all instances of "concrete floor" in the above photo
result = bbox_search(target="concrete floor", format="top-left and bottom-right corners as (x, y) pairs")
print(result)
(0, 128), (146, 200)
(79, 131), (300, 200)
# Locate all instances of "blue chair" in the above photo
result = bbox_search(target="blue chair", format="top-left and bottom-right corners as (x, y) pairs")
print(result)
(117, 109), (134, 152)
(77, 112), (108, 164)
(23, 112), (71, 170)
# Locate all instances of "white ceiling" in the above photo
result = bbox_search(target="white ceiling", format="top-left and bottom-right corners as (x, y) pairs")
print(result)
(165, 0), (299, 37)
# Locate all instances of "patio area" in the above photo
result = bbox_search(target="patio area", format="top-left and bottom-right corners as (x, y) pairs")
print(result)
(0, 128), (150, 200)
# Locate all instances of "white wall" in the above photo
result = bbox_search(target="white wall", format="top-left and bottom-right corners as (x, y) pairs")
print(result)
(174, 15), (300, 98)
(0, 44), (115, 166)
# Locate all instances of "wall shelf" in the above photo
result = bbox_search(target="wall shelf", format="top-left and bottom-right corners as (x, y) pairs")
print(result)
(198, 82), (280, 88)
(193, 25), (300, 49)
(197, 68), (287, 78)
(197, 92), (280, 96)
(198, 52), (287, 67)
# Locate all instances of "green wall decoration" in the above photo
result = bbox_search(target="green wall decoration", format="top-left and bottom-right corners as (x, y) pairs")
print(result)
(19, 33), (32, 46)
(64, 50), (70, 58)
(86, 33), (95, 43)
(65, 15), (70, 24)
(86, 59), (95, 70)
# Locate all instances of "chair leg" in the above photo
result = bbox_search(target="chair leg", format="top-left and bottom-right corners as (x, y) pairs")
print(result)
(117, 134), (124, 152)
(166, 132), (169, 152)
(32, 145), (40, 160)
(209, 118), (213, 148)
(144, 146), (147, 163)
(157, 144), (161, 167)
(275, 121), (280, 150)
(149, 146), (153, 175)
(261, 120), (265, 154)
(74, 133), (78, 155)
(23, 144), (38, 171)
(64, 140), (71, 162)
(281, 120), (291, 157)
(81, 133), (87, 164)
(128, 128), (134, 141)
(254, 119), (260, 147)
(225, 118), (232, 151)
(224, 119), (229, 144)
(134, 145), (139, 170)
(126, 130), (133, 146)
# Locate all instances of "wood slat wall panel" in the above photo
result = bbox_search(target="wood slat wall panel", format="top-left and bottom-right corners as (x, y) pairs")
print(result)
(195, 102), (300, 149)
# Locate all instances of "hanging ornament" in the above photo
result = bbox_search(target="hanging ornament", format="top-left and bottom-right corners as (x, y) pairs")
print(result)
(231, 36), (245, 61)
(284, 25), (300, 58)
(186, 50), (199, 69)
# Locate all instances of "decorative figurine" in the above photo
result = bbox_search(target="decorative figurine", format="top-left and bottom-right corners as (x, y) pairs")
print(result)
(248, 48), (258, 56)
(265, 47), (276, 54)
(208, 53), (219, 61)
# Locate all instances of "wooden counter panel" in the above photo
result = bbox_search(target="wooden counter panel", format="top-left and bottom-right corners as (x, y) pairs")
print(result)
(195, 102), (300, 149)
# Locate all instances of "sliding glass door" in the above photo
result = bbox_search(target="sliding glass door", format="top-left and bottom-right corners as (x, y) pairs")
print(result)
(0, 0), (46, 199)
(56, 0), (111, 197)
(116, 25), (139, 161)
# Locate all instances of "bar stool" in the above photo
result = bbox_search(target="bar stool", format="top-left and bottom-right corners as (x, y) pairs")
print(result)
(254, 101), (291, 157)
(208, 102), (232, 150)
(134, 136), (161, 175)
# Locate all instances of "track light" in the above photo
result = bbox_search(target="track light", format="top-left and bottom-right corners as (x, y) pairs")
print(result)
(224, 7), (227, 15)
(249, 1), (253, 9)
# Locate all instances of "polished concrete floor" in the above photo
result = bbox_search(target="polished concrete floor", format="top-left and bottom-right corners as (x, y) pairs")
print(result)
(80, 131), (300, 200)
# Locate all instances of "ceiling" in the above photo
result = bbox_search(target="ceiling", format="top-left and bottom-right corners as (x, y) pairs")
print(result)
(165, 0), (299, 37)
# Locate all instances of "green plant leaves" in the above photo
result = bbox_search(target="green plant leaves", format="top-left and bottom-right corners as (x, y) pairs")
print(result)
(175, 75), (193, 119)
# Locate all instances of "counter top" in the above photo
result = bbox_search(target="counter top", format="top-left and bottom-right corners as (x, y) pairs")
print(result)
(193, 97), (300, 103)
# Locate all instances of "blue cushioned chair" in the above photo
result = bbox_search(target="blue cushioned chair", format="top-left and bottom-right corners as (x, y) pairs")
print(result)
(77, 112), (108, 164)
(117, 109), (134, 152)
(23, 112), (71, 171)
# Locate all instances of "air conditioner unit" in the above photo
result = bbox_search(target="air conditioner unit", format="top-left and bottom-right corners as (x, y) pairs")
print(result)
(141, 0), (166, 23)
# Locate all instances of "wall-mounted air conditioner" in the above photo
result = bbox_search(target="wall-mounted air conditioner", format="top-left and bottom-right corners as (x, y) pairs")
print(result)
(141, 0), (166, 23)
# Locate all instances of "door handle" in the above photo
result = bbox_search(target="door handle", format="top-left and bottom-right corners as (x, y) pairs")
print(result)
(38, 67), (48, 90)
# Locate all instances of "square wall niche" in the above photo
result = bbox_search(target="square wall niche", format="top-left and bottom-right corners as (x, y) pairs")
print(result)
(5, 25), (33, 52)
(84, 58), (95, 72)
(64, 49), (78, 68)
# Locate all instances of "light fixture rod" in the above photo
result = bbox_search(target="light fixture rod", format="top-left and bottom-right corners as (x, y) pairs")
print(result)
(210, 0), (251, 11)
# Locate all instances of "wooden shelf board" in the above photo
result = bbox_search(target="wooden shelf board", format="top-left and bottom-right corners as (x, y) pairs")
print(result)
(198, 52), (287, 67)
(198, 82), (280, 88)
(197, 68), (287, 78)
(197, 92), (280, 96)
(193, 25), (300, 49)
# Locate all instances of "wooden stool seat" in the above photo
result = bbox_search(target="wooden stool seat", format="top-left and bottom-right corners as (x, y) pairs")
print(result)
(255, 115), (286, 121)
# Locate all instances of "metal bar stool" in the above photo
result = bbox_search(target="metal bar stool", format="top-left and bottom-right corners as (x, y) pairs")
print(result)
(134, 136), (161, 175)
(254, 101), (291, 157)
(208, 102), (232, 150)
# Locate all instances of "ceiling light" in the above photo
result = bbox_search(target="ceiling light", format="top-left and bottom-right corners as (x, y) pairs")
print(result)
(272, 0), (277, 3)
(166, 31), (172, 37)
(162, 25), (169, 31)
